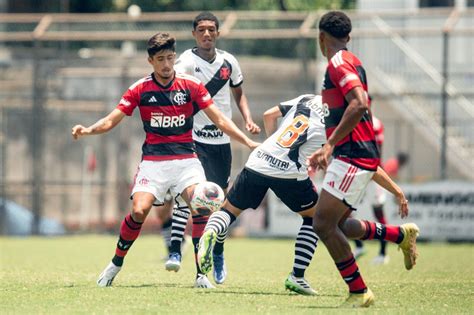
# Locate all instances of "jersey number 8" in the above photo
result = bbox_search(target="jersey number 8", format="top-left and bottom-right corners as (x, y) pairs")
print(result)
(277, 115), (309, 148)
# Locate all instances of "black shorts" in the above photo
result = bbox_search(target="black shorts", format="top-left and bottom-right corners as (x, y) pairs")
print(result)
(227, 168), (318, 212)
(195, 141), (232, 189)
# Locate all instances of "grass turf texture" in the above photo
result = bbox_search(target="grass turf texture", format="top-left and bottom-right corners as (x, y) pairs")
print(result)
(1, 236), (473, 314)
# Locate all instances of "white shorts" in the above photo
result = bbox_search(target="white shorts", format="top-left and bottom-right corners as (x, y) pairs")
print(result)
(322, 159), (375, 209)
(131, 158), (206, 204)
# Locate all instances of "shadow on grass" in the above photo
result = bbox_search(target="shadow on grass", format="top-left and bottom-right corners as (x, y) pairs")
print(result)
(296, 305), (340, 309)
(197, 290), (290, 296)
(119, 282), (193, 289)
(196, 290), (344, 297)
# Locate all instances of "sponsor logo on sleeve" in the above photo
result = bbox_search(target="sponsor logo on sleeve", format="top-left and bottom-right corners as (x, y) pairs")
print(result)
(202, 93), (211, 102)
(338, 73), (359, 88)
(120, 98), (131, 106)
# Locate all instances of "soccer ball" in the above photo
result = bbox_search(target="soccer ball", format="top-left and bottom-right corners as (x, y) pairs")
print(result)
(190, 181), (225, 216)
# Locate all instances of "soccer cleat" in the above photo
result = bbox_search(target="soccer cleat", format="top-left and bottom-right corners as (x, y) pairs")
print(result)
(284, 273), (317, 296)
(161, 235), (192, 262)
(371, 254), (390, 265)
(165, 252), (182, 272)
(340, 288), (375, 308)
(194, 274), (215, 289)
(198, 230), (217, 274)
(97, 261), (121, 287)
(398, 223), (420, 270)
(212, 253), (227, 284)
(353, 246), (367, 260)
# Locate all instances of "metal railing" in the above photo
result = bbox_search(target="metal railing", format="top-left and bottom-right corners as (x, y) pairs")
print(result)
(0, 8), (473, 234)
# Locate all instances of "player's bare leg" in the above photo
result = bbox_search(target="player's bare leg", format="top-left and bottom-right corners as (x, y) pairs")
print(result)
(97, 192), (154, 287)
(313, 190), (374, 307)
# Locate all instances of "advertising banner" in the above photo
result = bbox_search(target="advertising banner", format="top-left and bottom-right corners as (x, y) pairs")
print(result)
(267, 181), (474, 241)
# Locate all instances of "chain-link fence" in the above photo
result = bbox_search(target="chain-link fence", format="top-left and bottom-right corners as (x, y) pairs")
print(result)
(1, 9), (473, 235)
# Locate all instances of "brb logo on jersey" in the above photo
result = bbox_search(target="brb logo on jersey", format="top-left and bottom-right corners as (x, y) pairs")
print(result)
(151, 112), (186, 128)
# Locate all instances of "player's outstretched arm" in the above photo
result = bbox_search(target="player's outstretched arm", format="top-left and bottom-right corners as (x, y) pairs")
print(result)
(372, 166), (409, 218)
(262, 106), (282, 137)
(72, 109), (126, 140)
(231, 86), (261, 134)
(203, 104), (260, 149)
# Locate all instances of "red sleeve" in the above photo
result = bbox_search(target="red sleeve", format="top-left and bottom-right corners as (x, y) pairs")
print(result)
(116, 85), (140, 116)
(328, 55), (362, 97)
(192, 81), (213, 111)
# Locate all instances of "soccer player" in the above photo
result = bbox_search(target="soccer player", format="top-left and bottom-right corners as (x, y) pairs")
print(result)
(199, 94), (326, 295)
(165, 11), (261, 285)
(197, 94), (413, 296)
(71, 32), (259, 288)
(308, 11), (419, 307)
(307, 11), (419, 307)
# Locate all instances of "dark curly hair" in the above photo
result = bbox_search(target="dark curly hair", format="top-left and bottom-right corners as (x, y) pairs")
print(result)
(319, 11), (352, 39)
(147, 32), (176, 57)
(193, 12), (219, 30)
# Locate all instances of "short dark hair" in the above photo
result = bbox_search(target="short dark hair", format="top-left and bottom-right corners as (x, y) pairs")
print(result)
(147, 32), (176, 57)
(193, 11), (219, 30)
(319, 11), (352, 39)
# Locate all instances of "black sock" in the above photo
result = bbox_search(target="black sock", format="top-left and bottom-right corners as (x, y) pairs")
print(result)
(112, 255), (124, 267)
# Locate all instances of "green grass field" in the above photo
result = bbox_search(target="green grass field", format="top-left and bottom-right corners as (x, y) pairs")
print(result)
(1, 235), (473, 314)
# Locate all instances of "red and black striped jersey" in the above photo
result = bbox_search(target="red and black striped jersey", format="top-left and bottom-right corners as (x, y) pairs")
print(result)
(372, 116), (384, 155)
(322, 49), (380, 171)
(116, 72), (213, 161)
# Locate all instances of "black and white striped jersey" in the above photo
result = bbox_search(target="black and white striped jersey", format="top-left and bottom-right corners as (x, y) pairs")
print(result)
(175, 48), (243, 145)
(245, 94), (326, 180)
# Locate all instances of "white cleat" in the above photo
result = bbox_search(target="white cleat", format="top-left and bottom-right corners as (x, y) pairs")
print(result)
(165, 252), (182, 272)
(371, 254), (390, 265)
(284, 273), (317, 295)
(194, 274), (215, 289)
(97, 262), (121, 287)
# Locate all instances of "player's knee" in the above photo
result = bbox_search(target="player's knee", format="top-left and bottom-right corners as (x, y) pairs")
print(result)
(312, 212), (333, 240)
(131, 205), (151, 222)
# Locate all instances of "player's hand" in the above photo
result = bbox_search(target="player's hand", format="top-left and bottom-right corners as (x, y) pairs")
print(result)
(71, 125), (91, 140)
(246, 121), (261, 135)
(307, 143), (334, 171)
(397, 194), (409, 219)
